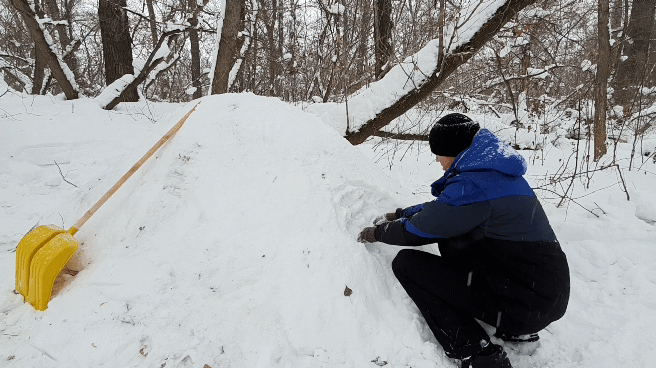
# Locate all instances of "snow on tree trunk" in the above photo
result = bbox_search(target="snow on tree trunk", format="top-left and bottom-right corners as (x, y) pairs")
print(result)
(42, 0), (79, 79)
(207, 0), (225, 96)
(228, 0), (257, 90)
(11, 0), (78, 100)
(315, 0), (537, 145)
(208, 0), (245, 95)
(98, 0), (138, 102)
(97, 28), (183, 110)
(374, 0), (392, 79)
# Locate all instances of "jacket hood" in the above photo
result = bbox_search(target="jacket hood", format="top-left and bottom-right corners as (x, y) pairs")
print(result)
(452, 129), (527, 177)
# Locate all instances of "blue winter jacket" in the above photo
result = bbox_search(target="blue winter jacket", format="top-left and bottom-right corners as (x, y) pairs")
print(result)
(375, 129), (569, 332)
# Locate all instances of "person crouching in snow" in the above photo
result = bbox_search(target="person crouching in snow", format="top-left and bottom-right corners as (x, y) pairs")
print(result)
(357, 113), (570, 368)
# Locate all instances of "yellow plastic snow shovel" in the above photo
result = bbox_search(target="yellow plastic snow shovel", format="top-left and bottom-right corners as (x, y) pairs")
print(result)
(15, 102), (201, 311)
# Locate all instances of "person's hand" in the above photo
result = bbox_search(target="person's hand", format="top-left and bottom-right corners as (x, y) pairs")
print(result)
(357, 227), (377, 243)
(373, 212), (398, 225)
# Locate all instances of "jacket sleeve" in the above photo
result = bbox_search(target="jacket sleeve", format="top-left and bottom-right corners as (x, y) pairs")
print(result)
(395, 204), (423, 219)
(376, 176), (492, 247)
(374, 219), (436, 247)
(404, 200), (491, 239)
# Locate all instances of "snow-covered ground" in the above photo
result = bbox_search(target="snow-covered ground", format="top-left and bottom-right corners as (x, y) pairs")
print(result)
(1, 92), (655, 368)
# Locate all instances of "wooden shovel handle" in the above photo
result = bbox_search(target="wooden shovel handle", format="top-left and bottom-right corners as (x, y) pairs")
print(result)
(70, 102), (201, 233)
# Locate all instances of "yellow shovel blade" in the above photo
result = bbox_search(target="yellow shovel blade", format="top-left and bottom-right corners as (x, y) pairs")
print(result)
(26, 232), (78, 310)
(15, 225), (79, 311)
(15, 225), (66, 296)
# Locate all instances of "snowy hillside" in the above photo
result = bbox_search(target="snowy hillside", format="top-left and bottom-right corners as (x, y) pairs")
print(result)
(1, 92), (655, 368)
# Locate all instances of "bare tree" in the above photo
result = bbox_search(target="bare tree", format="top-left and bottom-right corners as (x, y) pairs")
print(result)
(229, 0), (257, 91)
(146, 0), (159, 45)
(357, 0), (371, 80)
(595, 0), (610, 161)
(612, 0), (656, 107)
(32, 51), (46, 94)
(11, 0), (78, 99)
(344, 0), (539, 145)
(42, 0), (79, 78)
(374, 0), (392, 79)
(99, 0), (138, 102)
(210, 0), (245, 95)
(188, 0), (209, 99)
(103, 29), (183, 110)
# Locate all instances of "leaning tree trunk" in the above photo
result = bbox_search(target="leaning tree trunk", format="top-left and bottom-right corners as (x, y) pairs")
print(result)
(98, 0), (138, 102)
(103, 30), (182, 110)
(344, 0), (538, 145)
(210, 0), (244, 95)
(42, 0), (79, 78)
(11, 0), (78, 99)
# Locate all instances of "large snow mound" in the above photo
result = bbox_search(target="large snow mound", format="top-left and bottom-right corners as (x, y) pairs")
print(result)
(1, 94), (446, 367)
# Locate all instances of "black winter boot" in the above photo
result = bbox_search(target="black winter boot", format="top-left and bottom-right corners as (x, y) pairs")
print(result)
(460, 344), (512, 368)
(494, 331), (539, 343)
(494, 331), (540, 356)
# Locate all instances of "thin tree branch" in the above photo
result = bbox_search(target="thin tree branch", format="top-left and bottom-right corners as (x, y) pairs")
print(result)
(372, 131), (429, 141)
(54, 160), (78, 187)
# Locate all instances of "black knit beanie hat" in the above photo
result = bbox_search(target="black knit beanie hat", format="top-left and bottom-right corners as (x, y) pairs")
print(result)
(429, 113), (480, 157)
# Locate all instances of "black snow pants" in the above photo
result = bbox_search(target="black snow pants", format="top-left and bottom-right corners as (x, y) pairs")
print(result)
(391, 248), (543, 359)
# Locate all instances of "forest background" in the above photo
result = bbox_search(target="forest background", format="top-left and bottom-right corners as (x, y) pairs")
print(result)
(2, 0), (656, 161)
(2, 0), (656, 366)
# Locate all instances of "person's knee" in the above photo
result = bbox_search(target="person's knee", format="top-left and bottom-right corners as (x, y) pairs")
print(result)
(392, 249), (417, 278)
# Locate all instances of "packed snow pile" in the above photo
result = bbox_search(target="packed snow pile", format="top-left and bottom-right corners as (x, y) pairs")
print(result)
(1, 92), (655, 368)
(0, 93), (445, 367)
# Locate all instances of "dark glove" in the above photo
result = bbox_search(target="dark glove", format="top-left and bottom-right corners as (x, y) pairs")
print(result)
(373, 212), (399, 225)
(357, 227), (377, 243)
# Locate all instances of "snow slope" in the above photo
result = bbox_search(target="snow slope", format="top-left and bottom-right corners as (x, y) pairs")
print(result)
(1, 93), (444, 368)
(1, 92), (656, 368)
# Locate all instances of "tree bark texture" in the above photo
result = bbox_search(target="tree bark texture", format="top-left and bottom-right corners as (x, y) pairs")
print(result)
(609, 0), (625, 72)
(11, 0), (78, 99)
(438, 0), (446, 64)
(211, 0), (245, 95)
(612, 0), (656, 106)
(346, 0), (537, 145)
(31, 50), (45, 94)
(98, 0), (138, 102)
(322, 10), (342, 103)
(229, 0), (252, 91)
(146, 0), (158, 45)
(188, 18), (203, 99)
(188, 0), (207, 99)
(358, 0), (371, 79)
(42, 0), (79, 77)
(373, 0), (392, 79)
(260, 0), (279, 95)
(595, 0), (610, 161)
